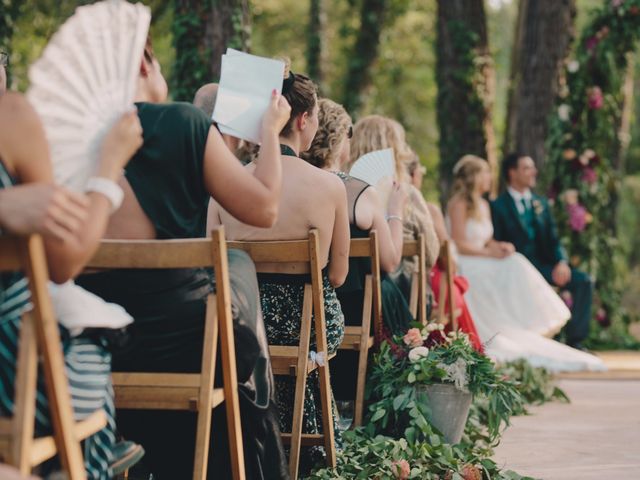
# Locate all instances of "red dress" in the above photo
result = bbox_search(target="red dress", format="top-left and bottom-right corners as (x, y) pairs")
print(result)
(430, 264), (484, 353)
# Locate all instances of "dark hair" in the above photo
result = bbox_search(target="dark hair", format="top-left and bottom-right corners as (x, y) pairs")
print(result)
(280, 70), (318, 137)
(502, 152), (525, 182)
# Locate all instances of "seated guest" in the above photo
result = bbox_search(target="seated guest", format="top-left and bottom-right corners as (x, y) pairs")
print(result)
(193, 82), (242, 154)
(76, 38), (292, 479)
(300, 98), (413, 402)
(349, 115), (440, 303)
(0, 92), (143, 479)
(492, 153), (593, 350)
(209, 68), (350, 475)
(447, 155), (604, 371)
(405, 155), (483, 352)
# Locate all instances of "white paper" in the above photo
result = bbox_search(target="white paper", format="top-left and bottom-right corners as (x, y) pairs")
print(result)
(212, 49), (285, 144)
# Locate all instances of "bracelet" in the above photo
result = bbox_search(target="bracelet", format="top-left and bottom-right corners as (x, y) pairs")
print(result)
(385, 214), (403, 223)
(86, 177), (124, 214)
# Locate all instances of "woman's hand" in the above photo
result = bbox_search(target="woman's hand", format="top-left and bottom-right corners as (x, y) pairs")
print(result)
(97, 109), (143, 180)
(0, 183), (89, 242)
(387, 181), (408, 216)
(498, 241), (515, 255)
(485, 240), (509, 258)
(261, 90), (291, 137)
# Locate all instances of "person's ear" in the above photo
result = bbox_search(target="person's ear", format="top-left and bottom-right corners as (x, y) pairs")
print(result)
(297, 111), (309, 131)
(140, 58), (150, 77)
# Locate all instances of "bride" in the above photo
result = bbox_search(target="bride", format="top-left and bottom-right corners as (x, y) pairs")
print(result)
(447, 155), (605, 372)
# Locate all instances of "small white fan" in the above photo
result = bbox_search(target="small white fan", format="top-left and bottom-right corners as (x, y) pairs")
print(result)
(27, 0), (151, 192)
(349, 148), (396, 186)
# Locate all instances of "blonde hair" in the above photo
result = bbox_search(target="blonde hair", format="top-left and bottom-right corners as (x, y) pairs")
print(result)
(349, 115), (413, 183)
(450, 155), (489, 219)
(301, 98), (351, 169)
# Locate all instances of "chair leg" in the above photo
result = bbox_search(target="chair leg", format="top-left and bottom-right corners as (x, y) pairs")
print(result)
(354, 276), (373, 427)
(23, 237), (86, 479)
(409, 270), (418, 319)
(193, 295), (219, 480)
(288, 285), (314, 480)
(12, 312), (38, 474)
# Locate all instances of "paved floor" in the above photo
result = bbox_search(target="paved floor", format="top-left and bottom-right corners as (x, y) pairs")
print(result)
(493, 378), (640, 479)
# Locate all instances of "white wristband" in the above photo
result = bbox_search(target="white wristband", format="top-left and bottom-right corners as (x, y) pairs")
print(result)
(86, 177), (124, 213)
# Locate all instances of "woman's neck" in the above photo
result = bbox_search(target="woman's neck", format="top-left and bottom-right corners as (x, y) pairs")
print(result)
(279, 136), (302, 157)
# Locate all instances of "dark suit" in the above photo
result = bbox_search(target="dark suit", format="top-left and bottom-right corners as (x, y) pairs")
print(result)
(491, 191), (592, 345)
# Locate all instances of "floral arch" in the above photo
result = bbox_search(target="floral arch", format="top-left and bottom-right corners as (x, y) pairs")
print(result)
(546, 0), (640, 345)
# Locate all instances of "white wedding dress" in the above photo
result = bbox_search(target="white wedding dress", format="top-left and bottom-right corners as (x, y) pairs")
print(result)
(454, 209), (606, 372)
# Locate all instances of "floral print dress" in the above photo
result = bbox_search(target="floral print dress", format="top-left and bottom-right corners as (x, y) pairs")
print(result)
(258, 272), (345, 474)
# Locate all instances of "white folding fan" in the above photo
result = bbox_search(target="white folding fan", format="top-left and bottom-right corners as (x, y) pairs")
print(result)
(27, 0), (151, 192)
(349, 148), (396, 187)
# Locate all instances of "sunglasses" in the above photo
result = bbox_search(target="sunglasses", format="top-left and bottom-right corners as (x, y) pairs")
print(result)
(0, 51), (7, 67)
(347, 125), (353, 139)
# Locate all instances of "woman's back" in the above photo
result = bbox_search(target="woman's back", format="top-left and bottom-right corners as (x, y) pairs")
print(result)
(216, 154), (349, 276)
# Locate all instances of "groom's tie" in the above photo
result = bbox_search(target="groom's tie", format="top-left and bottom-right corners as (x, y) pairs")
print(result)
(520, 198), (535, 239)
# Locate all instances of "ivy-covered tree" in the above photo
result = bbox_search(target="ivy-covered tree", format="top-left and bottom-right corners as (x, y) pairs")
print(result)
(306, 0), (326, 91)
(172, 0), (250, 102)
(504, 0), (576, 170)
(435, 0), (496, 205)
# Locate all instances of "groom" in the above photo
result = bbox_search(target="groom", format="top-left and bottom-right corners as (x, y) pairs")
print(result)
(491, 153), (593, 350)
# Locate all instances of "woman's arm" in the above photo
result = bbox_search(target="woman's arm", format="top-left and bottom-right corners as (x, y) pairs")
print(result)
(202, 91), (290, 228)
(328, 177), (350, 288)
(426, 202), (448, 244)
(1, 94), (142, 282)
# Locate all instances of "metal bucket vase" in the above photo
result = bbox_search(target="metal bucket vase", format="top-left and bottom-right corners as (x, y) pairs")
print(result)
(415, 383), (472, 444)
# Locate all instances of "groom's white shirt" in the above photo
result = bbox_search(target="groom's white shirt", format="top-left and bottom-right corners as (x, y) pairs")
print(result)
(507, 187), (533, 215)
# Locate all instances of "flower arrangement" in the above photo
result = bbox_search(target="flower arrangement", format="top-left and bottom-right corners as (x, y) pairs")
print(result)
(365, 325), (524, 444)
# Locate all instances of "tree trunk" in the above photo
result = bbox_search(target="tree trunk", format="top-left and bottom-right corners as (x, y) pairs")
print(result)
(436, 0), (497, 206)
(307, 0), (326, 92)
(503, 0), (576, 170)
(172, 0), (250, 101)
(341, 0), (387, 116)
(208, 0), (251, 80)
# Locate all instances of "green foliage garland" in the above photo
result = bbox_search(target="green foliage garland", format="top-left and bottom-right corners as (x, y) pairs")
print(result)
(546, 0), (640, 348)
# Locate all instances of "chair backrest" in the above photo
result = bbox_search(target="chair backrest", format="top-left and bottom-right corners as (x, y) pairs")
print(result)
(348, 231), (382, 339)
(0, 235), (87, 478)
(227, 230), (326, 335)
(436, 239), (458, 330)
(402, 233), (427, 324)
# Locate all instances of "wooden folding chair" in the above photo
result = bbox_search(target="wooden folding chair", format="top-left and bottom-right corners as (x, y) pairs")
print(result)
(0, 235), (107, 479)
(435, 239), (459, 330)
(337, 231), (382, 427)
(227, 230), (336, 480)
(402, 233), (428, 325)
(86, 227), (244, 480)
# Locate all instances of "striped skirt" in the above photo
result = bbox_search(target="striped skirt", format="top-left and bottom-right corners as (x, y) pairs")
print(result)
(0, 277), (116, 479)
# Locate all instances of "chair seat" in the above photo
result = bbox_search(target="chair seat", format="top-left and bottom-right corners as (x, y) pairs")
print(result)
(339, 326), (374, 351)
(112, 373), (225, 411)
(269, 346), (336, 375)
(0, 409), (107, 467)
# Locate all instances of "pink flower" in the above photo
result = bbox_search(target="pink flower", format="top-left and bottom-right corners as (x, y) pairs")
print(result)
(581, 167), (598, 184)
(588, 86), (604, 109)
(611, 0), (624, 8)
(567, 203), (588, 232)
(402, 328), (423, 348)
(392, 459), (411, 479)
(586, 36), (599, 52)
(596, 308), (611, 328)
(560, 291), (574, 309)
